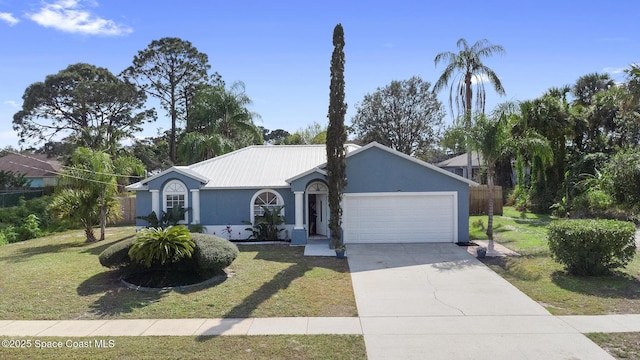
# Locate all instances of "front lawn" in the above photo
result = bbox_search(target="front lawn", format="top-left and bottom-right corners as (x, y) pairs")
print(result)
(0, 228), (357, 320)
(0, 335), (366, 360)
(470, 207), (640, 315)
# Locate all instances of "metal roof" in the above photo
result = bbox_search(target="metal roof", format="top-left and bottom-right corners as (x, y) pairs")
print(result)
(126, 143), (477, 191)
(128, 144), (361, 190)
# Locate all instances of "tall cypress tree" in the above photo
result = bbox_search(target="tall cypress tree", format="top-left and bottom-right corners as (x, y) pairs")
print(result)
(326, 24), (347, 249)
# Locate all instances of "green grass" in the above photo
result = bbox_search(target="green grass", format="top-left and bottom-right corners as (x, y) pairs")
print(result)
(588, 333), (640, 359)
(471, 207), (640, 315)
(470, 207), (554, 255)
(0, 335), (366, 360)
(0, 228), (357, 320)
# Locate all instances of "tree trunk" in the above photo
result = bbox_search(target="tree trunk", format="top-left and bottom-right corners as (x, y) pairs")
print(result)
(99, 206), (106, 241)
(465, 72), (473, 179)
(486, 161), (495, 251)
(84, 224), (97, 243)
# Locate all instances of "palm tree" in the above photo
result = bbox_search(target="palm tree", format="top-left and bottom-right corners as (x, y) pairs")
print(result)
(179, 82), (262, 164)
(49, 148), (142, 242)
(434, 38), (506, 179)
(469, 102), (552, 247)
(49, 148), (121, 242)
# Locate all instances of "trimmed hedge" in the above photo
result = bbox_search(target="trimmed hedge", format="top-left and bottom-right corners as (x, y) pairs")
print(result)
(190, 233), (239, 277)
(99, 237), (136, 268)
(547, 219), (636, 275)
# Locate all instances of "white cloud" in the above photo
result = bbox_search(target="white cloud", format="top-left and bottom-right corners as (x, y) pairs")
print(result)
(603, 66), (627, 75)
(26, 0), (132, 36)
(0, 12), (19, 26)
(471, 73), (490, 85)
(3, 100), (19, 108)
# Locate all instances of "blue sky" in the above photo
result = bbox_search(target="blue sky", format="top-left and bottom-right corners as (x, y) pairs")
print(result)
(0, 0), (638, 149)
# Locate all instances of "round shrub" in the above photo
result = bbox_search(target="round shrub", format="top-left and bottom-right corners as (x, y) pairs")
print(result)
(547, 219), (636, 275)
(99, 237), (135, 268)
(190, 233), (239, 277)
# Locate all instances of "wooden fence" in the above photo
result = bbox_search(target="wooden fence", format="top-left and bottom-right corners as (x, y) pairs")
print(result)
(118, 196), (136, 225)
(469, 185), (503, 215)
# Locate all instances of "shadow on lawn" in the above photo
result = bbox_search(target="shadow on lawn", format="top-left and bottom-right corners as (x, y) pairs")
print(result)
(195, 245), (350, 342)
(0, 242), (84, 263)
(77, 270), (164, 317)
(551, 270), (640, 300)
(80, 235), (134, 256)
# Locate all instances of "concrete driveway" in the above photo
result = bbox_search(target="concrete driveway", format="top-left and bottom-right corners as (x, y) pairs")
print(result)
(347, 243), (614, 360)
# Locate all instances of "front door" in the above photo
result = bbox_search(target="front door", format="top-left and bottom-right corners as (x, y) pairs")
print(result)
(314, 193), (328, 237)
(307, 181), (330, 238)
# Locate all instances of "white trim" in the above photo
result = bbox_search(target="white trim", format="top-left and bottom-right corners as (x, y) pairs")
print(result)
(286, 167), (327, 184)
(294, 191), (304, 229)
(250, 189), (285, 222)
(150, 190), (159, 216)
(191, 189), (200, 224)
(342, 191), (458, 243)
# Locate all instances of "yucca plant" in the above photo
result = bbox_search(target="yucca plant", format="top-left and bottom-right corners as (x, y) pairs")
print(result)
(128, 225), (195, 268)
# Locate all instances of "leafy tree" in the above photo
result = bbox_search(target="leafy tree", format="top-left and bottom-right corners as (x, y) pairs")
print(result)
(441, 125), (467, 155)
(434, 38), (505, 178)
(13, 63), (154, 153)
(178, 82), (262, 164)
(261, 128), (291, 144)
(571, 72), (615, 107)
(126, 134), (171, 173)
(122, 37), (215, 163)
(284, 122), (327, 145)
(326, 24), (347, 250)
(352, 76), (444, 155)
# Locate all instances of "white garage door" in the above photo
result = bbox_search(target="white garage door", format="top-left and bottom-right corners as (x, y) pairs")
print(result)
(342, 192), (457, 244)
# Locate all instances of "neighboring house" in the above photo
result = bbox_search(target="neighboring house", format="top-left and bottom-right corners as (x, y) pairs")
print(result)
(126, 142), (477, 245)
(437, 152), (483, 180)
(0, 153), (62, 188)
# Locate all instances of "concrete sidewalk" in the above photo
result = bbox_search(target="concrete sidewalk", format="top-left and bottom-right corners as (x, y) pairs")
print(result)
(0, 315), (639, 337)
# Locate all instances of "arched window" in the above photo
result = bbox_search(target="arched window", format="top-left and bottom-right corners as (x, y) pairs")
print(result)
(251, 189), (284, 220)
(163, 180), (188, 223)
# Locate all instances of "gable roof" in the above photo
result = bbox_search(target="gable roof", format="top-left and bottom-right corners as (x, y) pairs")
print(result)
(127, 144), (360, 190)
(436, 152), (483, 168)
(0, 153), (62, 177)
(127, 142), (477, 191)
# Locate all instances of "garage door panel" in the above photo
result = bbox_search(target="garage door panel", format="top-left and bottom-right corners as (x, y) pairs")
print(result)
(343, 193), (455, 244)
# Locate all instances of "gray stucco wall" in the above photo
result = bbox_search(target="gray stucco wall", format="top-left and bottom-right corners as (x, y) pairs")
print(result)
(134, 190), (152, 227)
(345, 146), (471, 242)
(199, 188), (295, 225)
